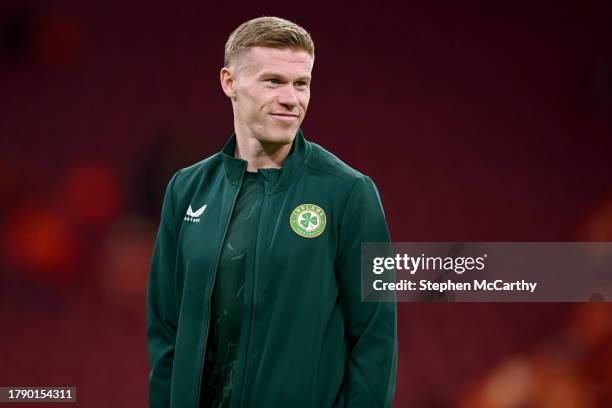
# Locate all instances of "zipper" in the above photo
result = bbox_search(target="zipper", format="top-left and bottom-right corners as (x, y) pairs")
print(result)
(194, 172), (245, 408)
(238, 183), (268, 408)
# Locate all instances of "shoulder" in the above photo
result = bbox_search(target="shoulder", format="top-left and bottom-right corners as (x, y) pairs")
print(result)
(304, 140), (371, 187)
(303, 139), (387, 213)
(160, 152), (224, 222)
(168, 152), (223, 191)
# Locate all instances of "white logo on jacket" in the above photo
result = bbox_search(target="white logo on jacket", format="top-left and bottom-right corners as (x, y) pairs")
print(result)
(184, 204), (207, 223)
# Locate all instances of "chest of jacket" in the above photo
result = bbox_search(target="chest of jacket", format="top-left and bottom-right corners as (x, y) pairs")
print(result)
(176, 170), (349, 315)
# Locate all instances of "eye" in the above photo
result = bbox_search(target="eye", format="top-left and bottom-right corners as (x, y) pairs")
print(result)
(293, 79), (310, 91)
(266, 78), (281, 85)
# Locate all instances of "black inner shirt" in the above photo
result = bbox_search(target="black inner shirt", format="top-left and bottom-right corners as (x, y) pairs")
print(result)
(200, 170), (264, 408)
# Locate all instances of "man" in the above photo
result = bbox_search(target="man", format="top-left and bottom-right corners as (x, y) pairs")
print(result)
(147, 16), (396, 408)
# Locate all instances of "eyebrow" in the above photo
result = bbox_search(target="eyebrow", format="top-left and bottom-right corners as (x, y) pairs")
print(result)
(258, 72), (311, 82)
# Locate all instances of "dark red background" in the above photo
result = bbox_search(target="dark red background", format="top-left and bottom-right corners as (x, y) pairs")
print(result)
(1, 1), (612, 406)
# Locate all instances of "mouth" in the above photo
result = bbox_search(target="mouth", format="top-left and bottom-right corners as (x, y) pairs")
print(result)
(270, 113), (299, 120)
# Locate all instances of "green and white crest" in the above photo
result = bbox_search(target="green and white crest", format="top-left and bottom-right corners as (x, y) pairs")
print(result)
(290, 204), (327, 238)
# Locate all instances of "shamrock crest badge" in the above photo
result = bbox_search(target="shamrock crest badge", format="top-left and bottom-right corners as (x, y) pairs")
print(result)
(290, 204), (327, 238)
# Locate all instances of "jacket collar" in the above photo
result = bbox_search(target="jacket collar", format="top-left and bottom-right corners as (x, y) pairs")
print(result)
(220, 128), (310, 194)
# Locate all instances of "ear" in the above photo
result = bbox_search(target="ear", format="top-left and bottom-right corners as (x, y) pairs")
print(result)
(220, 66), (236, 98)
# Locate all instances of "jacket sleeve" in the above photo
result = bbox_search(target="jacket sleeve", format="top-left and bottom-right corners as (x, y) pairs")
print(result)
(335, 176), (397, 408)
(147, 172), (180, 408)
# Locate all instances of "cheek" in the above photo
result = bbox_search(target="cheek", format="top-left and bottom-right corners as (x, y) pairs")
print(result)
(235, 84), (279, 122)
(300, 93), (310, 111)
(236, 83), (262, 106)
(245, 89), (275, 112)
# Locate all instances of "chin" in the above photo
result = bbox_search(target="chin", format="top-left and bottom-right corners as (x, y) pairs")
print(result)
(259, 129), (297, 145)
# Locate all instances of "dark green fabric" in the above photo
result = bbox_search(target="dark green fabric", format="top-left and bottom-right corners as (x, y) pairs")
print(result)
(147, 130), (397, 408)
(200, 172), (264, 408)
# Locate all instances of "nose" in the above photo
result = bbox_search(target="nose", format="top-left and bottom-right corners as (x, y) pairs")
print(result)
(277, 84), (298, 110)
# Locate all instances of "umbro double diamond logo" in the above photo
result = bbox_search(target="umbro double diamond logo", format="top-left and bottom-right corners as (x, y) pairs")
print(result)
(184, 204), (207, 223)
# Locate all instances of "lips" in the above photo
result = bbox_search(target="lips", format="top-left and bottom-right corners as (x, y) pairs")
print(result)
(270, 113), (299, 118)
(270, 113), (299, 124)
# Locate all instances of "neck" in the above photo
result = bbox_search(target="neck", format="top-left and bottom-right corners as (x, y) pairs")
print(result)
(234, 132), (293, 172)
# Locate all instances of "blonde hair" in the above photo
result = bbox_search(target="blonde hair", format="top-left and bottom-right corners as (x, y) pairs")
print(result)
(224, 16), (314, 67)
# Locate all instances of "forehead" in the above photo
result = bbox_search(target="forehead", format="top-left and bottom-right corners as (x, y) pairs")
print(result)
(236, 46), (314, 77)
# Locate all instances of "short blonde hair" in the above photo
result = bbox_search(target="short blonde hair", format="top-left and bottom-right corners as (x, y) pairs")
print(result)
(224, 16), (314, 67)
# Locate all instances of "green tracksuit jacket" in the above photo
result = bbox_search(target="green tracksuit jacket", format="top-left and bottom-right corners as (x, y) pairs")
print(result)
(147, 129), (397, 408)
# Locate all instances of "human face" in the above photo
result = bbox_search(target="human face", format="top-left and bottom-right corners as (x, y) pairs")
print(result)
(221, 47), (313, 146)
